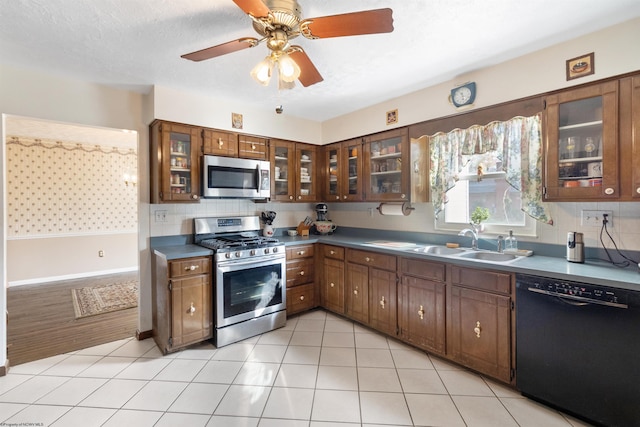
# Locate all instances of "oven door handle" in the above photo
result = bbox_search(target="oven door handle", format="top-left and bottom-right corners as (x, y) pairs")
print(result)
(218, 257), (285, 269)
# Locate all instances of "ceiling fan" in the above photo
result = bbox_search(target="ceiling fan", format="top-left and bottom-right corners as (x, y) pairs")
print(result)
(181, 0), (394, 89)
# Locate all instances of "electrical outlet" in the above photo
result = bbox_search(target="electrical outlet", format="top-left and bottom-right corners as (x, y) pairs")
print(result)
(581, 210), (613, 227)
(155, 210), (167, 222)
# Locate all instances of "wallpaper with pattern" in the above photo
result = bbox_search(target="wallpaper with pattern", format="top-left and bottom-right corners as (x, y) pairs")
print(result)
(6, 136), (137, 238)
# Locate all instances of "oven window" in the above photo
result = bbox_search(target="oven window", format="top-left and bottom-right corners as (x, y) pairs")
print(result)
(208, 166), (256, 190)
(223, 263), (283, 318)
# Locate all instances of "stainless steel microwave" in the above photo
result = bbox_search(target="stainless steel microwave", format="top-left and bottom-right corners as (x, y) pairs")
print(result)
(202, 155), (271, 199)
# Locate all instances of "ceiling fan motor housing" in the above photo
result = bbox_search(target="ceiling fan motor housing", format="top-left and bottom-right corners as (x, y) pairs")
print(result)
(252, 0), (302, 42)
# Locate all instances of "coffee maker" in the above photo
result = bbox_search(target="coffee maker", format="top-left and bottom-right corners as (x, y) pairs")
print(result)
(315, 203), (328, 222)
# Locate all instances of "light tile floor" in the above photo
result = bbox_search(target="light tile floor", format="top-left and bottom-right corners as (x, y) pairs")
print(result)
(0, 310), (593, 426)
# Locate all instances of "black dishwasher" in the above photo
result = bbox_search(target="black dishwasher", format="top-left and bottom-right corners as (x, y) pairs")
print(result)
(516, 273), (640, 427)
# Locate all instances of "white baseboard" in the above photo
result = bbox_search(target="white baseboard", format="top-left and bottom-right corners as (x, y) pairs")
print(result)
(8, 267), (139, 287)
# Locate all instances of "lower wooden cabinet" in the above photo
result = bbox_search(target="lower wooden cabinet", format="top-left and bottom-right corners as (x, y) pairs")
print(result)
(321, 245), (345, 314)
(345, 262), (369, 324)
(369, 267), (398, 336)
(447, 265), (514, 383)
(152, 255), (213, 354)
(398, 258), (446, 356)
(286, 244), (317, 315)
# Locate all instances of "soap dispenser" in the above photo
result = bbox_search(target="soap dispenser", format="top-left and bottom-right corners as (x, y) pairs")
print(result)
(505, 230), (517, 251)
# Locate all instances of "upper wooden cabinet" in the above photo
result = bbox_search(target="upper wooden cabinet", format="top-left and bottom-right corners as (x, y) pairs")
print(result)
(543, 80), (619, 200)
(150, 120), (201, 203)
(202, 128), (238, 157)
(620, 74), (640, 199)
(270, 139), (318, 202)
(323, 138), (364, 202)
(239, 134), (269, 160)
(363, 128), (428, 202)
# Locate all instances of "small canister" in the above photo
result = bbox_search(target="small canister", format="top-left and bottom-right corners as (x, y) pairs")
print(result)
(567, 231), (585, 263)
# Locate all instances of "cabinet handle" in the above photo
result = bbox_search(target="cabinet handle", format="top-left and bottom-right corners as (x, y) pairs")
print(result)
(298, 195), (302, 199)
(218, 138), (223, 148)
(401, 193), (406, 199)
(343, 195), (347, 200)
(186, 265), (199, 271)
(474, 321), (482, 338)
(380, 296), (386, 309)
(335, 196), (340, 200)
(636, 187), (640, 194)
(289, 195), (294, 200)
(353, 286), (358, 296)
(605, 187), (615, 195)
(299, 270), (305, 276)
(418, 305), (424, 320)
(191, 194), (199, 200)
(251, 144), (256, 150)
(297, 250), (305, 255)
(330, 250), (335, 255)
(189, 303), (196, 316)
(300, 295), (305, 301)
(330, 282), (335, 288)
(365, 257), (372, 262)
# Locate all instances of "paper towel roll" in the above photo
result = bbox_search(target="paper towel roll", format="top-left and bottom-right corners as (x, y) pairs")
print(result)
(377, 202), (413, 216)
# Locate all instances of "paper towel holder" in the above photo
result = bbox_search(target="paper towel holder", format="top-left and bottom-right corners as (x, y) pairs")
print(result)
(376, 202), (415, 216)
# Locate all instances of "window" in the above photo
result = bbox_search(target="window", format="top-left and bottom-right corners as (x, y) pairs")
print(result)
(435, 151), (537, 236)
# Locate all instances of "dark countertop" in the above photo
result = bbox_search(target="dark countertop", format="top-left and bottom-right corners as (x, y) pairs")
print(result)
(153, 233), (640, 291)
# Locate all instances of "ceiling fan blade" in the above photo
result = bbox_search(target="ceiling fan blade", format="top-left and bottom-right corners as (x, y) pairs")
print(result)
(300, 8), (393, 39)
(232, 0), (270, 18)
(181, 37), (259, 62)
(288, 47), (323, 87)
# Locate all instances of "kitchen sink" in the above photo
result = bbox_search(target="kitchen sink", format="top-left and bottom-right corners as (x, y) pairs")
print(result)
(457, 251), (517, 262)
(409, 245), (467, 255)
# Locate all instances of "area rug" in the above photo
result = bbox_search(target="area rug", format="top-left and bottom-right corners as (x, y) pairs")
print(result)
(71, 280), (138, 319)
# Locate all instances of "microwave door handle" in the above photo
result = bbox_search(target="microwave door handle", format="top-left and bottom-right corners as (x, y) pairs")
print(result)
(255, 164), (261, 193)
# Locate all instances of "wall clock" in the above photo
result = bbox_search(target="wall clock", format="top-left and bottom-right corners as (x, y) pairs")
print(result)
(450, 82), (477, 108)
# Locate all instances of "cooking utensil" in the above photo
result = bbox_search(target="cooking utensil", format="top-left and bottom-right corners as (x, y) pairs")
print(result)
(261, 211), (276, 225)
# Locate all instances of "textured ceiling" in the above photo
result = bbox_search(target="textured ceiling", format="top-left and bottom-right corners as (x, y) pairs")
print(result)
(1, 0), (640, 122)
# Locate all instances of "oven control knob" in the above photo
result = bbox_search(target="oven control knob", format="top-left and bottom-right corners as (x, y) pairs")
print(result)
(273, 247), (279, 253)
(264, 248), (270, 254)
(250, 249), (256, 256)
(235, 251), (241, 258)
(225, 253), (231, 259)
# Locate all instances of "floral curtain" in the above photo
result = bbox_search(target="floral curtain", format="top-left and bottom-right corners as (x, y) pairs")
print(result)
(428, 113), (553, 224)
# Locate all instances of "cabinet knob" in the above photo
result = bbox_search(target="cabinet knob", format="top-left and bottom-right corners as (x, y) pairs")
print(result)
(353, 287), (358, 296)
(189, 303), (196, 316)
(191, 194), (199, 200)
(418, 305), (425, 320)
(636, 187), (640, 194)
(330, 282), (335, 288)
(343, 195), (347, 200)
(330, 250), (335, 255)
(605, 187), (615, 195)
(297, 195), (302, 200)
(218, 138), (223, 148)
(186, 265), (199, 271)
(365, 257), (372, 262)
(401, 194), (406, 199)
(335, 196), (340, 200)
(474, 321), (482, 338)
(297, 250), (305, 255)
(299, 270), (305, 276)
(379, 296), (386, 309)
(300, 295), (305, 301)
(289, 195), (294, 200)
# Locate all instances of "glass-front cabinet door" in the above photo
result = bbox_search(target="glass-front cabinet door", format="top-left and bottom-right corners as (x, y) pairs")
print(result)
(324, 139), (363, 202)
(296, 144), (317, 202)
(544, 81), (619, 200)
(151, 121), (201, 203)
(270, 139), (296, 202)
(364, 128), (409, 201)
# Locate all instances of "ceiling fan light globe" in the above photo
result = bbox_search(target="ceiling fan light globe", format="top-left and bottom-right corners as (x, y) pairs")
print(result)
(251, 57), (273, 85)
(278, 54), (301, 82)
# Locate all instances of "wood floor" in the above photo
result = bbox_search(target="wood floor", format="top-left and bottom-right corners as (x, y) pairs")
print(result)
(7, 271), (139, 367)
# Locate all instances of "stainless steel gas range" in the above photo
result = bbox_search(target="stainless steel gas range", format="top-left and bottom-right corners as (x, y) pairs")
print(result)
(194, 216), (286, 347)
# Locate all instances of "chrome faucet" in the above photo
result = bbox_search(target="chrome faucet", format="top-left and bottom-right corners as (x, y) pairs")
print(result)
(459, 226), (479, 250)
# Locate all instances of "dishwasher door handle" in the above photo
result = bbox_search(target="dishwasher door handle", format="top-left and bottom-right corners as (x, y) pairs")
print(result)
(526, 286), (628, 309)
